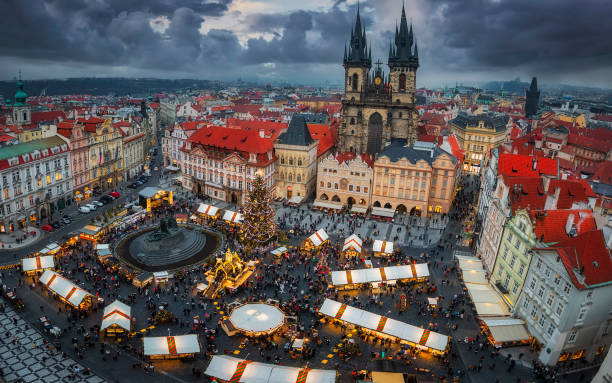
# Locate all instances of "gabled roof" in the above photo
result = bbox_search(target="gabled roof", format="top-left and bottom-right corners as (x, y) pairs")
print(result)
(503, 176), (547, 213)
(532, 209), (596, 244)
(277, 114), (313, 147)
(587, 161), (612, 185)
(307, 123), (335, 156)
(547, 179), (593, 209)
(498, 153), (558, 178)
(544, 230), (612, 290)
(334, 151), (375, 168)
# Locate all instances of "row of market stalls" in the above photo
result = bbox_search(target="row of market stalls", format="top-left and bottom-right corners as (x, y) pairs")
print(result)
(205, 355), (336, 383)
(331, 263), (430, 290)
(454, 253), (530, 347)
(301, 229), (395, 258)
(39, 270), (94, 309)
(196, 203), (243, 225)
(318, 299), (449, 355)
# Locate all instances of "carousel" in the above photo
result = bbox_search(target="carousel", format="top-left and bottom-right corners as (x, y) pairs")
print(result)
(203, 249), (257, 299)
(228, 303), (285, 337)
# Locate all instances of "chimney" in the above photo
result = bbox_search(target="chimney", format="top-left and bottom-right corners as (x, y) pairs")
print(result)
(259, 130), (265, 138)
(543, 177), (551, 194)
(532, 157), (537, 171)
(545, 187), (561, 210)
(565, 213), (575, 236)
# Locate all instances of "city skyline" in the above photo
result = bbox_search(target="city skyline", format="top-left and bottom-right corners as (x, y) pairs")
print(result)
(1, 0), (611, 88)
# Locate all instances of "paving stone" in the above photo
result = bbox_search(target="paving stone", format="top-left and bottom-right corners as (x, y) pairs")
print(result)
(29, 361), (43, 370)
(36, 368), (51, 378)
(57, 369), (71, 378)
(4, 373), (16, 381)
(61, 359), (75, 367)
(23, 357), (38, 367)
(15, 367), (32, 377)
(86, 376), (104, 383)
(1, 351), (14, 360)
(5, 356), (19, 365)
(43, 374), (59, 383)
(23, 373), (38, 382)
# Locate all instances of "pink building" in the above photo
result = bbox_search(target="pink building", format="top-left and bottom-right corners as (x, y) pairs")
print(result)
(58, 120), (91, 202)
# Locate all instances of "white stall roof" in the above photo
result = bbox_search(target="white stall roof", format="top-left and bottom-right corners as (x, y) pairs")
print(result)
(372, 240), (393, 254)
(458, 259), (484, 271)
(46, 242), (61, 252)
(307, 229), (329, 247)
(143, 334), (200, 356)
(350, 205), (368, 214)
(464, 283), (510, 317)
(22, 256), (54, 272)
(101, 300), (132, 331)
(39, 270), (92, 307)
(483, 317), (530, 343)
(196, 283), (208, 292)
(287, 196), (303, 204)
(318, 299), (448, 352)
(153, 271), (169, 279)
(197, 203), (219, 216)
(462, 269), (488, 284)
(229, 303), (284, 333)
(205, 355), (336, 383)
(312, 200), (342, 210)
(222, 210), (244, 224)
(271, 247), (288, 256)
(342, 234), (363, 253)
(371, 207), (395, 218)
(331, 264), (429, 286)
(96, 243), (110, 251)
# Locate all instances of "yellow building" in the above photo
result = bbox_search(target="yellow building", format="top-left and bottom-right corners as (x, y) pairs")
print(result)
(371, 141), (459, 217)
(449, 114), (509, 174)
(84, 117), (124, 193)
(557, 113), (586, 128)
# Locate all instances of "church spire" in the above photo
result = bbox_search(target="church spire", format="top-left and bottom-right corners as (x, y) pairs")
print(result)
(388, 3), (419, 70)
(344, 1), (371, 68)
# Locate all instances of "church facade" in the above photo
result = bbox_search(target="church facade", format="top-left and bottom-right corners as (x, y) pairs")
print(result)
(338, 4), (419, 155)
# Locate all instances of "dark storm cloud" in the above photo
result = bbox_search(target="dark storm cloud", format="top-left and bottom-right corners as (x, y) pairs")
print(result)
(426, 0), (612, 75)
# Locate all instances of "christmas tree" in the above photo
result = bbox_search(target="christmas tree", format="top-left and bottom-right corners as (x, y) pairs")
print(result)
(239, 173), (277, 249)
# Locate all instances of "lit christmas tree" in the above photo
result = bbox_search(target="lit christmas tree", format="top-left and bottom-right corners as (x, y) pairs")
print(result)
(239, 173), (277, 249)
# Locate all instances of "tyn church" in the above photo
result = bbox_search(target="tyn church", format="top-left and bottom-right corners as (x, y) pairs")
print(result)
(339, 4), (419, 155)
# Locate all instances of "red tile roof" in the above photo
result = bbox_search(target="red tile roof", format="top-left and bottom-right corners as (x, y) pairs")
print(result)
(587, 161), (612, 185)
(532, 209), (596, 244)
(503, 176), (547, 213)
(226, 119), (285, 139)
(334, 151), (375, 168)
(498, 153), (558, 177)
(568, 133), (611, 153)
(307, 123), (336, 156)
(547, 179), (593, 209)
(31, 111), (66, 124)
(546, 230), (612, 290)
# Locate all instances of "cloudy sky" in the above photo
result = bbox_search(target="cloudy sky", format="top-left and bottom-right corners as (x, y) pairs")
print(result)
(1, 0), (611, 88)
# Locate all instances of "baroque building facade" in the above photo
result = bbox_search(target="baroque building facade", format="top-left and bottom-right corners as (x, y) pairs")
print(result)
(338, 5), (419, 155)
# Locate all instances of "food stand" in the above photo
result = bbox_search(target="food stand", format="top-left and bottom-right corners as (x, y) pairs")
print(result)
(139, 187), (173, 212)
(100, 300), (132, 337)
(153, 271), (169, 283)
(132, 272), (153, 288)
(271, 246), (288, 257)
(330, 263), (430, 290)
(39, 242), (61, 256)
(96, 243), (113, 261)
(318, 299), (449, 355)
(205, 355), (337, 383)
(372, 240), (393, 257)
(143, 334), (200, 359)
(174, 213), (188, 224)
(38, 270), (93, 309)
(222, 210), (243, 225)
(302, 229), (329, 252)
(342, 234), (363, 257)
(228, 303), (285, 337)
(197, 203), (219, 219)
(79, 225), (102, 242)
(22, 255), (54, 275)
(481, 317), (530, 348)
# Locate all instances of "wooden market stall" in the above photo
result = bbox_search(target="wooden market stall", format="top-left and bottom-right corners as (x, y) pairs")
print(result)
(174, 213), (188, 224)
(318, 298), (449, 355)
(228, 303), (285, 336)
(100, 300), (132, 337)
(342, 234), (363, 257)
(132, 272), (153, 288)
(197, 203), (220, 219)
(270, 246), (288, 257)
(480, 317), (530, 348)
(22, 255), (54, 275)
(39, 242), (62, 256)
(39, 270), (93, 309)
(330, 263), (430, 290)
(143, 334), (200, 359)
(79, 225), (102, 242)
(222, 210), (243, 225)
(96, 244), (113, 261)
(302, 229), (329, 252)
(153, 271), (169, 283)
(372, 240), (393, 257)
(205, 355), (337, 383)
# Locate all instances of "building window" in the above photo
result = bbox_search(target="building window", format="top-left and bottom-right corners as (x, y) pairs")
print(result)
(537, 286), (545, 298)
(523, 298), (530, 309)
(546, 294), (554, 306)
(577, 307), (588, 322)
(509, 256), (516, 268)
(518, 263), (525, 276)
(567, 329), (578, 343)
(320, 181), (324, 187)
(554, 275), (561, 285)
(556, 302), (564, 316)
(530, 307), (537, 319)
(547, 324), (555, 336)
(512, 282), (519, 294)
(564, 283), (572, 294)
(536, 259), (542, 269)
(539, 316), (545, 327)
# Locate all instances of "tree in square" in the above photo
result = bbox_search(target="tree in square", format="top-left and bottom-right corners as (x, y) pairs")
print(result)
(239, 173), (277, 249)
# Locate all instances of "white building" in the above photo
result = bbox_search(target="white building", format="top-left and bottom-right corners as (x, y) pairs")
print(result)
(161, 120), (205, 175)
(514, 229), (612, 366)
(0, 136), (72, 232)
(114, 120), (146, 179)
(477, 147), (499, 221)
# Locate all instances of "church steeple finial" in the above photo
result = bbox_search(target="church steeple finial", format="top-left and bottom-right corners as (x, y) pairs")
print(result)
(388, 3), (419, 70)
(344, 1), (371, 68)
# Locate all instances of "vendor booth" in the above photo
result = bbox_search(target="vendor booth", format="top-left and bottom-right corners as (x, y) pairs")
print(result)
(143, 334), (200, 359)
(350, 205), (368, 215)
(318, 299), (449, 354)
(312, 200), (343, 211)
(287, 195), (303, 206)
(39, 270), (93, 309)
(302, 229), (329, 252)
(153, 271), (169, 283)
(139, 187), (173, 212)
(22, 255), (54, 275)
(39, 242), (61, 256)
(100, 300), (132, 336)
(222, 210), (243, 225)
(481, 317), (530, 348)
(372, 240), (393, 257)
(271, 246), (288, 257)
(197, 203), (219, 218)
(96, 244), (113, 261)
(132, 272), (153, 288)
(228, 303), (285, 336)
(79, 225), (102, 242)
(464, 283), (510, 317)
(205, 355), (337, 383)
(371, 207), (395, 220)
(331, 263), (430, 290)
(174, 213), (188, 224)
(342, 234), (363, 257)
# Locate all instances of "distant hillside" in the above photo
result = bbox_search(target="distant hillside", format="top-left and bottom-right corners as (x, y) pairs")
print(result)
(0, 78), (220, 99)
(483, 78), (530, 95)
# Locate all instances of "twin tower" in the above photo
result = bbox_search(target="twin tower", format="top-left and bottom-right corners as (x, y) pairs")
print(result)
(339, 4), (419, 155)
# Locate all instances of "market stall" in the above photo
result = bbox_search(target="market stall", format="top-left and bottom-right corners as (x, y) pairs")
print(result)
(100, 300), (132, 336)
(143, 334), (200, 359)
(228, 303), (285, 336)
(222, 210), (243, 225)
(481, 317), (530, 348)
(349, 205), (368, 215)
(370, 207), (395, 221)
(96, 243), (113, 261)
(205, 355), (337, 383)
(372, 240), (393, 257)
(153, 271), (169, 283)
(271, 247), (288, 257)
(287, 195), (303, 206)
(39, 270), (93, 309)
(197, 203), (219, 218)
(312, 200), (343, 211)
(175, 213), (188, 224)
(342, 234), (363, 257)
(22, 255), (54, 275)
(464, 283), (510, 317)
(330, 263), (429, 290)
(318, 299), (449, 354)
(39, 242), (61, 256)
(132, 272), (153, 288)
(302, 229), (329, 252)
(79, 225), (102, 242)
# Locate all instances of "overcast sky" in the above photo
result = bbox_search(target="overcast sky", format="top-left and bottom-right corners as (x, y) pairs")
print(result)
(1, 0), (611, 88)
